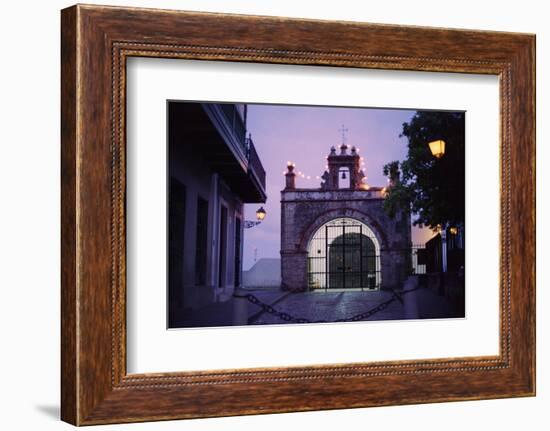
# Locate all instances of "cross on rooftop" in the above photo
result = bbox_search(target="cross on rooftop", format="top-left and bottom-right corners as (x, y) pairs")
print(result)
(338, 124), (349, 145)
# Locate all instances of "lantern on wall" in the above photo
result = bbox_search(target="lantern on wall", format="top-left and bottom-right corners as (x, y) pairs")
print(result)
(256, 207), (266, 222)
(244, 207), (267, 229)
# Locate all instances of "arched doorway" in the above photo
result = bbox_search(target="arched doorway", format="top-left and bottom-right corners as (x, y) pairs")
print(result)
(307, 217), (381, 290)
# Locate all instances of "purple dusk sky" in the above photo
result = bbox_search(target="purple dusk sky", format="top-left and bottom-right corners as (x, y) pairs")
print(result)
(242, 104), (433, 270)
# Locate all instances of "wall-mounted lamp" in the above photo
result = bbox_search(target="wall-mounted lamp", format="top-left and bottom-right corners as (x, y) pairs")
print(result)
(244, 207), (267, 229)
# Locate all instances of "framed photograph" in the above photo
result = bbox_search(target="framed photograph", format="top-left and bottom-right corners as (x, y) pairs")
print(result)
(61, 4), (535, 425)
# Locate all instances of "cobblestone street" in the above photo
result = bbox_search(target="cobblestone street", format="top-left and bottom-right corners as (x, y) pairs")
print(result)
(172, 279), (461, 328)
(248, 284), (459, 325)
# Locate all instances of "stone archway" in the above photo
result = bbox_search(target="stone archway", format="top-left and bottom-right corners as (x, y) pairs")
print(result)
(281, 206), (399, 292)
(299, 208), (388, 253)
(306, 217), (382, 290)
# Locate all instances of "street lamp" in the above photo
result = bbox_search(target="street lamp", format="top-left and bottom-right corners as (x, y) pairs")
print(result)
(428, 139), (448, 275)
(244, 206), (266, 229)
(428, 139), (446, 159)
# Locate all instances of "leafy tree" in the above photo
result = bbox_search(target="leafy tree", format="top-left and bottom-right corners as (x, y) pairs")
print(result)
(383, 111), (465, 230)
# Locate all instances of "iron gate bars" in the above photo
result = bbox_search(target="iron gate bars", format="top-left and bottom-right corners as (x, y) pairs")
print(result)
(308, 218), (379, 291)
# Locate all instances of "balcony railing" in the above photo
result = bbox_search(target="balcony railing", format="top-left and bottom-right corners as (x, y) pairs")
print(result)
(246, 136), (266, 196)
(218, 104), (248, 156)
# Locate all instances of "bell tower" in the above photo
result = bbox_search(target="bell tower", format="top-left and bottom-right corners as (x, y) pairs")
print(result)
(321, 126), (365, 189)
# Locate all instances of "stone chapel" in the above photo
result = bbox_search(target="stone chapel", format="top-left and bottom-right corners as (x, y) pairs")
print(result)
(280, 141), (412, 291)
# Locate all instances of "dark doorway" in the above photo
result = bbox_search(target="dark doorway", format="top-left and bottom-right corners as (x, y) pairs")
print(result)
(328, 231), (376, 289)
(218, 205), (228, 287)
(195, 197), (209, 285)
(168, 178), (186, 324)
(234, 217), (242, 287)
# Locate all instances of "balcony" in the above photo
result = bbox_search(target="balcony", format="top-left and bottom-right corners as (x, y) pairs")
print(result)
(168, 102), (266, 203)
(202, 103), (248, 170)
(244, 136), (267, 202)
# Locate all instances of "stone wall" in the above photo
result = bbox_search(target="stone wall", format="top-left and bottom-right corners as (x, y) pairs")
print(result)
(280, 189), (411, 291)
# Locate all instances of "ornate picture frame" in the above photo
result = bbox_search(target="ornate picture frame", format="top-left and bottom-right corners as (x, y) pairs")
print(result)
(61, 4), (535, 425)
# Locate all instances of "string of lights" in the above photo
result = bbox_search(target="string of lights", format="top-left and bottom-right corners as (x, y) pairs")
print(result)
(281, 161), (323, 181)
(282, 151), (370, 184)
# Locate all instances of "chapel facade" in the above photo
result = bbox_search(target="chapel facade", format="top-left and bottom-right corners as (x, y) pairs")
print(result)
(280, 142), (411, 291)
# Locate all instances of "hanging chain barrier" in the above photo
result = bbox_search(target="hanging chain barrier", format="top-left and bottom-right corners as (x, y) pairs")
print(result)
(233, 286), (422, 324)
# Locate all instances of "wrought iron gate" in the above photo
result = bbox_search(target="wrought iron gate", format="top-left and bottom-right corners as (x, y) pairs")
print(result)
(307, 218), (380, 291)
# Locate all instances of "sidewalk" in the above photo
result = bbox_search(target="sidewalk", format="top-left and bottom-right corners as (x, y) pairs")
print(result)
(170, 287), (289, 328)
